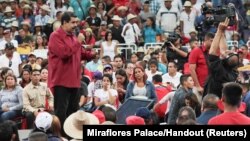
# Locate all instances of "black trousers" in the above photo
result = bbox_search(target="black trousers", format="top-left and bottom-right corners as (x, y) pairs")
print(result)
(54, 86), (80, 136)
(23, 111), (35, 129)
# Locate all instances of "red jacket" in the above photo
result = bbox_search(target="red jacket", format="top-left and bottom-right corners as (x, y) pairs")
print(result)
(48, 27), (94, 89)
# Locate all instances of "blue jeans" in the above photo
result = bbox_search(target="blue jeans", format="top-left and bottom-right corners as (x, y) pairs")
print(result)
(0, 110), (22, 122)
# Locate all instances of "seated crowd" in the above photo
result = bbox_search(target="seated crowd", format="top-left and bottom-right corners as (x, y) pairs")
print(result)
(0, 0), (250, 140)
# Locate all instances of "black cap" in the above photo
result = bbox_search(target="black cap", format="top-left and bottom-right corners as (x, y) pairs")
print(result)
(144, 1), (150, 4)
(5, 42), (14, 49)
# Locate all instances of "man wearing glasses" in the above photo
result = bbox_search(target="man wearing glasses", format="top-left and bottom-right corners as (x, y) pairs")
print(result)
(0, 42), (22, 77)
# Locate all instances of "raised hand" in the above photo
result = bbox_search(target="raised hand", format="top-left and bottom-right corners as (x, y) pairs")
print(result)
(218, 18), (229, 32)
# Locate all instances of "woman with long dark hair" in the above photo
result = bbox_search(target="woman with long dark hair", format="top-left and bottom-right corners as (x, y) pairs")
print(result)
(115, 69), (129, 104)
(19, 69), (31, 88)
(94, 74), (118, 109)
(143, 17), (162, 43)
(50, 0), (67, 18)
(125, 66), (157, 103)
(100, 31), (118, 61)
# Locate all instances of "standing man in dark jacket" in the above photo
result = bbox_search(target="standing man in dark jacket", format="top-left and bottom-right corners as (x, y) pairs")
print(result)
(48, 12), (95, 135)
(203, 18), (239, 98)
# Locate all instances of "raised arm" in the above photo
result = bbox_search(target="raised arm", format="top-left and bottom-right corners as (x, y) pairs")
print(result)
(209, 18), (229, 56)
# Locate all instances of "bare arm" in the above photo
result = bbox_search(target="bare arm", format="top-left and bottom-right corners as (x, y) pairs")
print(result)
(180, 21), (184, 34)
(209, 18), (229, 56)
(189, 64), (200, 87)
(94, 97), (108, 107)
(219, 32), (227, 57)
(114, 41), (118, 55)
(100, 44), (104, 58)
(107, 90), (116, 105)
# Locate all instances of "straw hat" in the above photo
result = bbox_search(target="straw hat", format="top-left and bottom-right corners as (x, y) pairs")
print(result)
(63, 111), (99, 140)
(67, 7), (74, 12)
(112, 15), (122, 21)
(21, 21), (31, 27)
(20, 0), (29, 4)
(89, 5), (97, 10)
(11, 21), (18, 27)
(4, 6), (14, 13)
(22, 4), (32, 10)
(189, 28), (197, 34)
(35, 22), (42, 27)
(85, 28), (93, 34)
(117, 6), (128, 11)
(137, 47), (145, 53)
(40, 5), (51, 12)
(127, 13), (137, 21)
(184, 1), (192, 7)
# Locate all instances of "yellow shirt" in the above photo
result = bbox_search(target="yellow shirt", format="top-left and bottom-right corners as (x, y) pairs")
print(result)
(16, 46), (32, 55)
(23, 82), (54, 112)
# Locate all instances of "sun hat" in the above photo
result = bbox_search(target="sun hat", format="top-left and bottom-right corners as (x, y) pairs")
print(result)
(63, 110), (99, 140)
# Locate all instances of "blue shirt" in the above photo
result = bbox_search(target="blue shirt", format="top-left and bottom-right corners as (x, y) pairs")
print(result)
(85, 60), (101, 72)
(70, 0), (91, 20)
(143, 26), (162, 43)
(197, 109), (219, 125)
(158, 63), (167, 75)
(125, 80), (157, 104)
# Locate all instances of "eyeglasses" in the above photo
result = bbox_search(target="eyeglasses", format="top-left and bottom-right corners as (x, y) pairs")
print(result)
(9, 60), (12, 67)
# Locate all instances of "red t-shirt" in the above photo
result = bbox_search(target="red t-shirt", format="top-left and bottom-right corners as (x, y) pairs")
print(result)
(188, 46), (209, 87)
(245, 53), (250, 60)
(113, 0), (129, 6)
(208, 112), (250, 125)
(154, 85), (172, 118)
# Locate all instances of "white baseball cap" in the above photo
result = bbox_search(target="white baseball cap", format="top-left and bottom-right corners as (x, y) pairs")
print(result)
(35, 112), (53, 132)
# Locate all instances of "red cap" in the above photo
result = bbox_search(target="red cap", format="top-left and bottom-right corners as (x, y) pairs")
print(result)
(126, 116), (145, 125)
(93, 110), (106, 124)
(217, 100), (246, 112)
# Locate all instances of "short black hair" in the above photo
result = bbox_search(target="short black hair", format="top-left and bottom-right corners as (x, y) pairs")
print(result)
(150, 51), (159, 57)
(148, 58), (158, 68)
(31, 69), (41, 74)
(189, 38), (198, 44)
(168, 61), (177, 68)
(0, 121), (15, 141)
(102, 106), (117, 123)
(103, 74), (113, 84)
(114, 54), (123, 61)
(61, 12), (77, 25)
(205, 32), (214, 39)
(102, 56), (111, 63)
(222, 82), (242, 106)
(152, 74), (162, 83)
(180, 74), (191, 85)
(56, 11), (62, 17)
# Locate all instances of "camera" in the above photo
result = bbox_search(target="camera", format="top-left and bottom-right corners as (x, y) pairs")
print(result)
(201, 3), (236, 26)
(163, 33), (180, 47)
